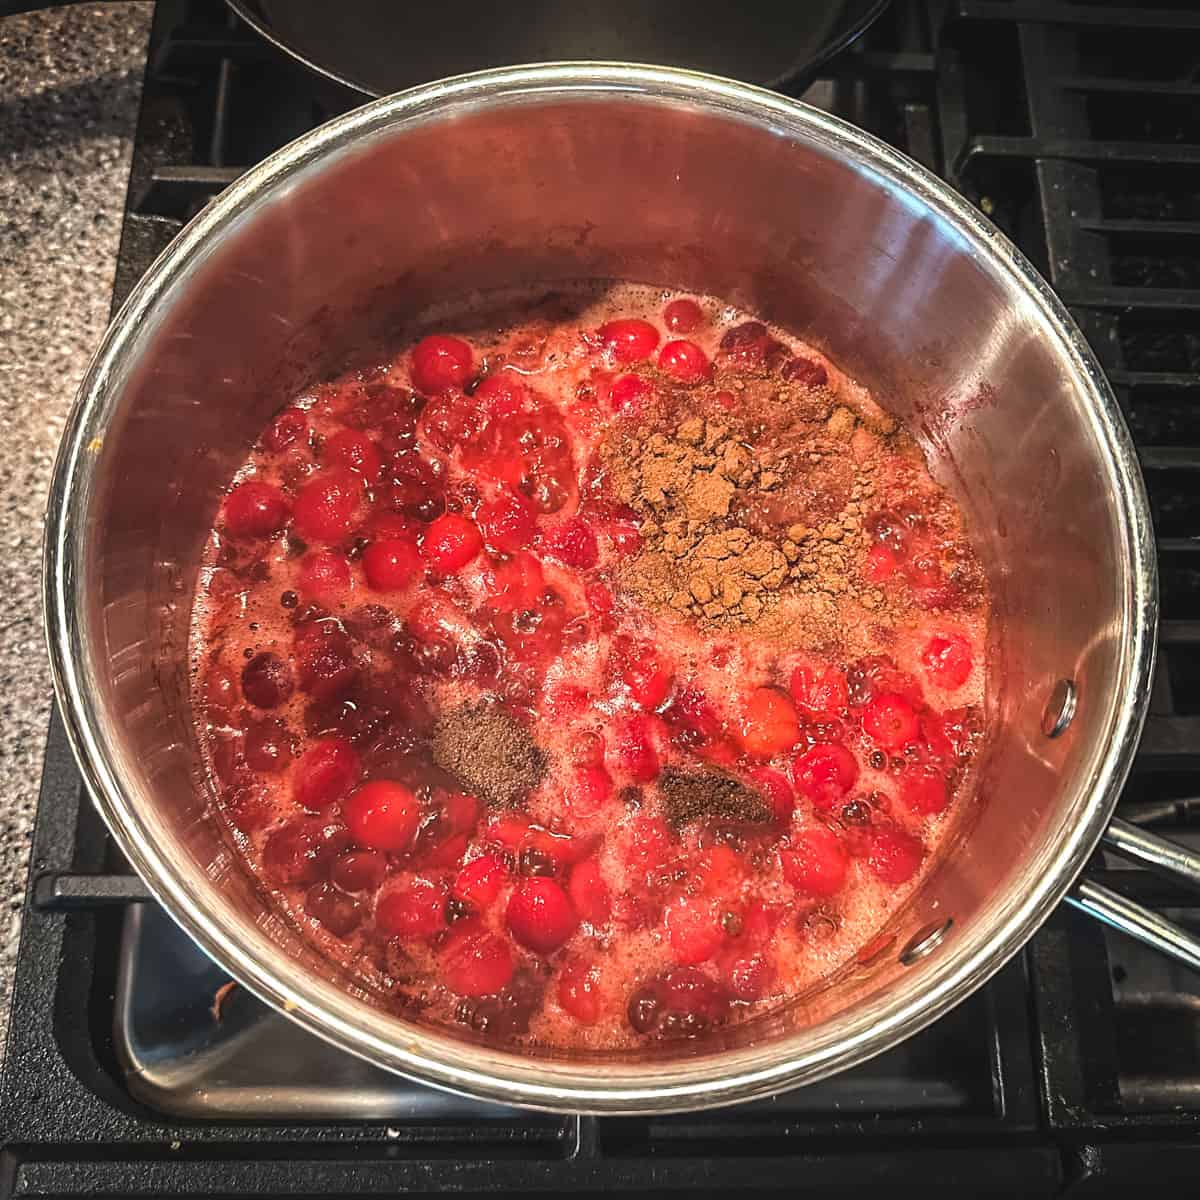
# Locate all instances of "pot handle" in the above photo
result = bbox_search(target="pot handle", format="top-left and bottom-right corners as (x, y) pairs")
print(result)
(1065, 817), (1200, 972)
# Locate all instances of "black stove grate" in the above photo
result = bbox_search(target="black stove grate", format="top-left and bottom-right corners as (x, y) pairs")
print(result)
(6, 1), (1200, 1194)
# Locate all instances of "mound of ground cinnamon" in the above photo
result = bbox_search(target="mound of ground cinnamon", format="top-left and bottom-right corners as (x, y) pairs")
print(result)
(431, 704), (546, 807)
(659, 767), (771, 828)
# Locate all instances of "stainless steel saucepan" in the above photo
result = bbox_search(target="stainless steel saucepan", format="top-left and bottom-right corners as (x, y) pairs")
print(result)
(44, 64), (1198, 1112)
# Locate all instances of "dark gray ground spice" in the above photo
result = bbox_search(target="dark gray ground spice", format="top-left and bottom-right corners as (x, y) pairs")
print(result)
(431, 704), (546, 807)
(658, 767), (771, 829)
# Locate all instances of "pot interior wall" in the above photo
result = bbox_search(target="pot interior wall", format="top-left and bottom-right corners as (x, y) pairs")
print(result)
(76, 87), (1137, 1073)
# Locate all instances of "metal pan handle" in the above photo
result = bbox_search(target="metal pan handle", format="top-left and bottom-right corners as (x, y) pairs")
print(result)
(1067, 817), (1200, 972)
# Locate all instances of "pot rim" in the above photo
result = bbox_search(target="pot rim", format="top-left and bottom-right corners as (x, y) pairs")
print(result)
(43, 62), (1158, 1113)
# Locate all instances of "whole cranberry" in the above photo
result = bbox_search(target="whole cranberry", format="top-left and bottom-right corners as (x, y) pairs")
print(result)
(240, 652), (294, 709)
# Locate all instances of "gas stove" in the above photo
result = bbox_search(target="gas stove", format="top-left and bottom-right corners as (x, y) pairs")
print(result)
(5, 1), (1200, 1194)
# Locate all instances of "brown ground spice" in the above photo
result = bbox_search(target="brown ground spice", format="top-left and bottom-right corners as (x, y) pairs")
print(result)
(431, 704), (546, 807)
(659, 767), (771, 828)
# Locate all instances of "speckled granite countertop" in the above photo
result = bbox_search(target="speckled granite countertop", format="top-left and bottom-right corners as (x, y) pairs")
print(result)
(0, 1), (153, 1053)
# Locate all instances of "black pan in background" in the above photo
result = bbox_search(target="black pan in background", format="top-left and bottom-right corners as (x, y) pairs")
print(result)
(225, 0), (891, 98)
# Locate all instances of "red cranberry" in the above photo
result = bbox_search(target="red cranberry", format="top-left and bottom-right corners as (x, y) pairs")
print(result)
(792, 742), (859, 813)
(325, 428), (383, 481)
(225, 783), (273, 834)
(484, 551), (545, 613)
(293, 468), (366, 544)
(478, 492), (536, 553)
(263, 408), (307, 452)
(569, 765), (613, 817)
(610, 638), (671, 710)
(545, 517), (598, 570)
(864, 542), (899, 583)
(921, 633), (973, 690)
(781, 826), (849, 897)
(725, 952), (774, 1001)
(453, 853), (509, 909)
(664, 893), (724, 965)
(505, 878), (578, 954)
(750, 767), (796, 823)
(867, 827), (925, 885)
(737, 686), (800, 759)
(411, 334), (474, 395)
(789, 662), (849, 719)
(262, 818), (350, 886)
(304, 881), (362, 938)
(240, 652), (294, 709)
(663, 298), (702, 333)
(204, 664), (240, 716)
(330, 848), (387, 893)
(345, 779), (421, 851)
(900, 768), (950, 816)
(474, 370), (530, 418)
(558, 956), (602, 1024)
(862, 693), (920, 751)
(599, 318), (660, 364)
(362, 536), (423, 591)
(294, 735), (361, 811)
(385, 453), (446, 518)
(223, 481), (288, 540)
(421, 513), (482, 573)
(440, 920), (514, 997)
(298, 551), (351, 599)
(658, 964), (729, 1025)
(657, 340), (711, 383)
(781, 356), (828, 387)
(243, 718), (293, 774)
(376, 876), (447, 939)
(420, 390), (490, 454)
(615, 715), (661, 784)
(609, 373), (652, 414)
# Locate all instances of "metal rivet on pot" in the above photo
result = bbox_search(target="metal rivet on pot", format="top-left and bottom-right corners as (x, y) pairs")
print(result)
(1041, 678), (1077, 738)
(899, 918), (953, 966)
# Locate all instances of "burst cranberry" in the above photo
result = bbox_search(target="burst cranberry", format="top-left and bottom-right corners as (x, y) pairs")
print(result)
(376, 876), (447, 939)
(570, 766), (613, 816)
(304, 881), (362, 938)
(751, 767), (796, 822)
(330, 849), (387, 893)
(904, 540), (943, 589)
(789, 662), (849, 718)
(240, 652), (293, 709)
(411, 333), (473, 394)
(864, 542), (899, 583)
(298, 551), (351, 598)
(325, 428), (383, 481)
(781, 356), (828, 387)
(725, 953), (774, 1001)
(453, 854), (508, 910)
(293, 620), (356, 699)
(901, 769), (950, 816)
(485, 551), (545, 612)
(599, 318), (660, 364)
(922, 633), (973, 690)
(421, 513), (482, 572)
(658, 965), (728, 1021)
(664, 893), (724, 965)
(781, 826), (849, 897)
(506, 878), (578, 953)
(344, 780), (421, 852)
(718, 321), (784, 369)
(545, 517), (598, 569)
(362, 536), (422, 591)
(792, 742), (859, 812)
(616, 715), (660, 783)
(613, 638), (672, 710)
(263, 407), (306, 452)
(441, 920), (513, 996)
(294, 736), (360, 811)
(862, 693), (920, 751)
(738, 686), (800, 759)
(293, 468), (366, 544)
(558, 956), (602, 1024)
(442, 791), (480, 835)
(610, 372), (652, 414)
(474, 369), (529, 418)
(478, 492), (536, 552)
(223, 480), (288, 539)
(663, 298), (702, 333)
(658, 339), (711, 383)
(568, 859), (611, 925)
(867, 828), (924, 885)
(244, 719), (293, 774)
(697, 844), (744, 898)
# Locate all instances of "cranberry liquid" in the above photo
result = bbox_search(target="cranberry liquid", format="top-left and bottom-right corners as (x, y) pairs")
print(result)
(192, 283), (989, 1049)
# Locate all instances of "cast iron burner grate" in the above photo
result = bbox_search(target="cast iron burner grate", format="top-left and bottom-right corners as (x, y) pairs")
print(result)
(5, 1), (1200, 1195)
